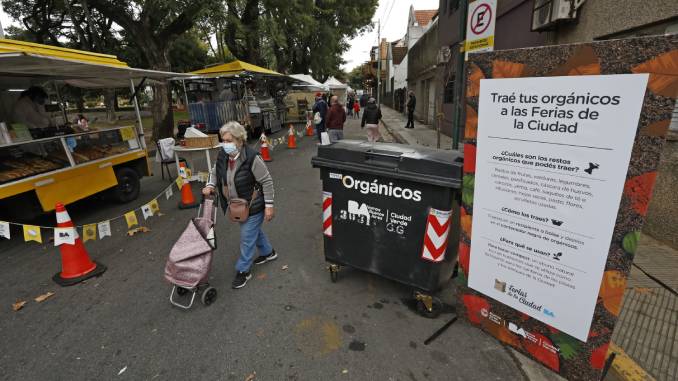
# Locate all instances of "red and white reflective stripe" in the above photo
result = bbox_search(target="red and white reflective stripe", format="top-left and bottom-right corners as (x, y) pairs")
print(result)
(56, 210), (71, 224)
(56, 209), (80, 239)
(421, 208), (453, 262)
(322, 192), (332, 237)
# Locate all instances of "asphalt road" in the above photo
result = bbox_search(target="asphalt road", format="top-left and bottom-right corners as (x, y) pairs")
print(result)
(0, 118), (525, 381)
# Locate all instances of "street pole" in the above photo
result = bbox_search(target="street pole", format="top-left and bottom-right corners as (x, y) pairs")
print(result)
(377, 20), (381, 107)
(452, 0), (469, 150)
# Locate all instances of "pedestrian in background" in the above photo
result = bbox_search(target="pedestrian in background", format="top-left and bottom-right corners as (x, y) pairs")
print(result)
(353, 100), (361, 119)
(347, 94), (354, 118)
(360, 92), (368, 108)
(405, 90), (416, 129)
(312, 93), (328, 142)
(203, 122), (277, 289)
(325, 95), (346, 143)
(361, 97), (382, 143)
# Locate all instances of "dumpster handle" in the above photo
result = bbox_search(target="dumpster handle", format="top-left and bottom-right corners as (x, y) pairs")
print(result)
(365, 149), (402, 160)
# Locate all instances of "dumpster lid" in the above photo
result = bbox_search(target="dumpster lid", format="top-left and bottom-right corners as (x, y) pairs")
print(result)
(312, 140), (463, 188)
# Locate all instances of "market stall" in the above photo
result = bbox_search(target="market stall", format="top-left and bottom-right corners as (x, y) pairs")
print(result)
(285, 74), (329, 123)
(323, 76), (348, 106)
(0, 38), (187, 219)
(176, 60), (288, 136)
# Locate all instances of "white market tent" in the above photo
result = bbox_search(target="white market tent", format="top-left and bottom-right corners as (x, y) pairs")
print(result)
(289, 74), (329, 92)
(323, 76), (348, 105)
(323, 76), (348, 90)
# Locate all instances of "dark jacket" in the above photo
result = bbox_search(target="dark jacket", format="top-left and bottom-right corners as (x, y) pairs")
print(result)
(407, 94), (416, 112)
(313, 98), (328, 118)
(359, 94), (368, 107)
(325, 103), (346, 130)
(361, 104), (382, 127)
(215, 146), (265, 215)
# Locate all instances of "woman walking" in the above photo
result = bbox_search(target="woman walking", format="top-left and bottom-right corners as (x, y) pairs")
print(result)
(361, 97), (382, 143)
(203, 122), (277, 289)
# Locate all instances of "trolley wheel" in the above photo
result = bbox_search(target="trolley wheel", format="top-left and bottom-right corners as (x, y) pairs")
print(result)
(416, 296), (442, 319)
(176, 286), (189, 296)
(201, 287), (217, 306)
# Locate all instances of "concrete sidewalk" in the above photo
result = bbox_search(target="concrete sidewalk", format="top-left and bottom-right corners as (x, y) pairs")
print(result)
(379, 105), (455, 150)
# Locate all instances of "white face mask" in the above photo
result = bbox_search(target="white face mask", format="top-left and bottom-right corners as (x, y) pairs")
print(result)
(222, 142), (238, 155)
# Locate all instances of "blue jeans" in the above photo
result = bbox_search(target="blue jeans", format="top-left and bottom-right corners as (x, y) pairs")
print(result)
(235, 211), (273, 273)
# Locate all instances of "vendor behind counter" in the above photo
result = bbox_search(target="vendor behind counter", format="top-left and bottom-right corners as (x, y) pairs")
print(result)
(12, 86), (54, 130)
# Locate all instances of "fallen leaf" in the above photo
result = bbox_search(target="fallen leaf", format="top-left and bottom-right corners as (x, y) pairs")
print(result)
(256, 273), (267, 280)
(118, 366), (127, 375)
(12, 300), (27, 311)
(127, 227), (151, 236)
(245, 371), (256, 381)
(34, 291), (55, 303)
(281, 265), (289, 270)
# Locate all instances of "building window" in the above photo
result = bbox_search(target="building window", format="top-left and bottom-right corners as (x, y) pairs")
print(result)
(443, 77), (455, 104)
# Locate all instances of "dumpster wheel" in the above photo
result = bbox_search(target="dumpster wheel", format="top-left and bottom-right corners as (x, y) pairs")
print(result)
(328, 264), (340, 283)
(415, 292), (442, 319)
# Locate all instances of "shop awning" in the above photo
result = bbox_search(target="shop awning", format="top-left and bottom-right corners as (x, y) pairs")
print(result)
(0, 38), (188, 89)
(189, 60), (282, 77)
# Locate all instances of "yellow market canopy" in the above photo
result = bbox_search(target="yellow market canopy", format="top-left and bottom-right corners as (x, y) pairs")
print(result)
(189, 60), (282, 77)
(0, 38), (188, 89)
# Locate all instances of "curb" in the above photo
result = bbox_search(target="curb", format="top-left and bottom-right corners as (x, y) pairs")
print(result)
(380, 118), (408, 145)
(607, 342), (656, 381)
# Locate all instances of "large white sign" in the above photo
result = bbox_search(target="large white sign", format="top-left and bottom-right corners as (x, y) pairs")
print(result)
(465, 0), (496, 57)
(468, 74), (648, 341)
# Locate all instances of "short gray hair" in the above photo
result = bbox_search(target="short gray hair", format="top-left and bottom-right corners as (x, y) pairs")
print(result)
(219, 121), (247, 143)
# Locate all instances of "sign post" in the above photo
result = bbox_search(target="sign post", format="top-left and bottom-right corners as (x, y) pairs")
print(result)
(465, 0), (496, 58)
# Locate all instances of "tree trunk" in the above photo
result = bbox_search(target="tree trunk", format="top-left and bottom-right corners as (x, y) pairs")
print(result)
(104, 89), (117, 123)
(151, 83), (174, 140)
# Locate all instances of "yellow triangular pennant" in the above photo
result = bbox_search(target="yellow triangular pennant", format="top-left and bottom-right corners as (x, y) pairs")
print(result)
(175, 177), (184, 190)
(23, 225), (42, 243)
(83, 224), (97, 242)
(124, 211), (138, 229)
(149, 199), (160, 214)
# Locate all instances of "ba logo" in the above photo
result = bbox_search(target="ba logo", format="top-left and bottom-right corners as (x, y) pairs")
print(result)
(58, 232), (70, 238)
(508, 322), (528, 339)
(544, 309), (555, 318)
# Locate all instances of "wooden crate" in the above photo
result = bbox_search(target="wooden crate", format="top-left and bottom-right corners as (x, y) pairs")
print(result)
(184, 135), (219, 148)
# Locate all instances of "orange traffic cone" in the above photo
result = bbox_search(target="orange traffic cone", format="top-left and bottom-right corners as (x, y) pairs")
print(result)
(53, 203), (106, 286)
(287, 124), (297, 149)
(305, 119), (314, 136)
(178, 162), (199, 209)
(260, 132), (272, 162)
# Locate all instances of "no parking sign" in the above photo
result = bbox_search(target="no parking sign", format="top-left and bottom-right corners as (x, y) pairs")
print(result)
(465, 0), (496, 58)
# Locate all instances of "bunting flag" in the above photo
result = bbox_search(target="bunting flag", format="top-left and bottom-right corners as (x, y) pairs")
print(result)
(54, 227), (76, 246)
(185, 168), (192, 179)
(149, 199), (160, 215)
(23, 225), (42, 243)
(98, 221), (111, 239)
(124, 211), (138, 229)
(165, 186), (173, 200)
(83, 224), (97, 242)
(178, 166), (187, 178)
(175, 177), (184, 190)
(141, 204), (153, 220)
(198, 172), (209, 183)
(0, 221), (9, 239)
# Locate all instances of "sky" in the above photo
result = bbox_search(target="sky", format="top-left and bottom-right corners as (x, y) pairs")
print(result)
(341, 0), (440, 72)
(0, 1), (440, 72)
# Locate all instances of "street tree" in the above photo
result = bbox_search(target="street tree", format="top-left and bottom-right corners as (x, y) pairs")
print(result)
(85, 0), (212, 139)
